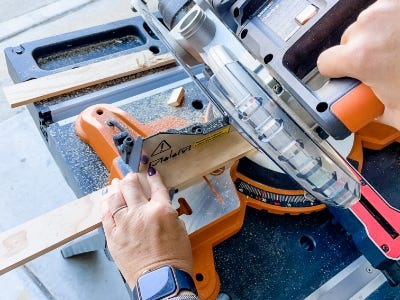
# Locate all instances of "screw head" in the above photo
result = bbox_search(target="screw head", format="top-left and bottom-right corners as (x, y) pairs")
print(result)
(14, 46), (24, 54)
(381, 244), (390, 252)
(272, 83), (283, 94)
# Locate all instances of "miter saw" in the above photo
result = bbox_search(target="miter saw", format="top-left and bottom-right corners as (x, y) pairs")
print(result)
(3, 0), (400, 298)
(130, 0), (400, 294)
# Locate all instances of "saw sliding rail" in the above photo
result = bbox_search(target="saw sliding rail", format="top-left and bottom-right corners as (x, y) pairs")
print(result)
(132, 0), (360, 208)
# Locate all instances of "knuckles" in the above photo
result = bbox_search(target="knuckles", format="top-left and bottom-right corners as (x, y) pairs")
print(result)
(104, 188), (121, 202)
(123, 172), (141, 186)
(150, 201), (178, 220)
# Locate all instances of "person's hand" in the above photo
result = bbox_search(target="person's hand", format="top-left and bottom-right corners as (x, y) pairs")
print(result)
(317, 0), (400, 130)
(101, 169), (193, 289)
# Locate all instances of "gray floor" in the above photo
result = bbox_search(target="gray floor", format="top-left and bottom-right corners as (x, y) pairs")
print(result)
(0, 1), (146, 299)
(0, 0), (57, 22)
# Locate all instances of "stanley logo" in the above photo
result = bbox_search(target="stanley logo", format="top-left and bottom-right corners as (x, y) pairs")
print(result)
(149, 143), (192, 168)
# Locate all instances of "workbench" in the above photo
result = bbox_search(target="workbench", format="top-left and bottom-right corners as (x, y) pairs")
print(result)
(4, 16), (400, 299)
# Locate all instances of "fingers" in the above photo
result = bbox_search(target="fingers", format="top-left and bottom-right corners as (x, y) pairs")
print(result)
(317, 16), (361, 79)
(147, 169), (171, 205)
(101, 197), (115, 236)
(101, 178), (125, 232)
(106, 178), (127, 212)
(101, 170), (171, 232)
(120, 173), (148, 207)
(339, 19), (359, 45)
(317, 45), (354, 79)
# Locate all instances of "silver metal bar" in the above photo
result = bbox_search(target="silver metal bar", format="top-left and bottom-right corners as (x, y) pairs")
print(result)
(305, 256), (387, 300)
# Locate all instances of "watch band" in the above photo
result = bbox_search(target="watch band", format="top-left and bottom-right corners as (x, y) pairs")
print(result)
(169, 294), (200, 300)
(132, 265), (198, 300)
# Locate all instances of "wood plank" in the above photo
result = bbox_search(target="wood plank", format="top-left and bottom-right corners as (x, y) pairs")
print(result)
(0, 130), (255, 275)
(3, 50), (175, 108)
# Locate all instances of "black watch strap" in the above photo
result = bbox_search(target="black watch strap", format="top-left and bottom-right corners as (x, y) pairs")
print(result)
(132, 265), (197, 300)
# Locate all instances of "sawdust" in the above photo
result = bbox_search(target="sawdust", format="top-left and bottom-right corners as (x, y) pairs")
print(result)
(44, 80), (209, 197)
(121, 81), (207, 124)
(47, 123), (108, 197)
(36, 35), (144, 70)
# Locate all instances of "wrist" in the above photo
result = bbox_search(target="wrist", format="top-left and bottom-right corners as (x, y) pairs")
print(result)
(131, 265), (198, 300)
(124, 259), (193, 289)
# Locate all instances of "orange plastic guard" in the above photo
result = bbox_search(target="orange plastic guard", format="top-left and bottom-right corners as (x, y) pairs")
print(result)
(75, 104), (151, 170)
(331, 83), (385, 133)
(347, 121), (400, 171)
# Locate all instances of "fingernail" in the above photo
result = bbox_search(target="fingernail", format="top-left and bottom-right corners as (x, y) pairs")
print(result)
(140, 155), (149, 164)
(147, 167), (156, 176)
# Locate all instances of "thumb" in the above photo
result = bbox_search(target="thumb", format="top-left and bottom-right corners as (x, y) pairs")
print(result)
(317, 45), (353, 78)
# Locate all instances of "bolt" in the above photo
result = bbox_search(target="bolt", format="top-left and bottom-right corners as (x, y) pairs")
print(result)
(315, 126), (329, 140)
(272, 83), (283, 94)
(366, 267), (373, 273)
(381, 244), (390, 252)
(14, 46), (24, 54)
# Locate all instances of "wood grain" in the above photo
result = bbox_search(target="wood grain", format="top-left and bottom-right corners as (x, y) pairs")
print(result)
(3, 50), (175, 108)
(0, 130), (255, 275)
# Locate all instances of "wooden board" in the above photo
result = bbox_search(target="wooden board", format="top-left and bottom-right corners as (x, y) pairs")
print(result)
(3, 50), (175, 108)
(0, 130), (255, 275)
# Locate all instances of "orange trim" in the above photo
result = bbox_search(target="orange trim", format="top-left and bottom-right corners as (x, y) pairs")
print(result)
(75, 104), (150, 170)
(356, 121), (400, 150)
(331, 83), (384, 133)
(190, 197), (246, 299)
(347, 121), (400, 171)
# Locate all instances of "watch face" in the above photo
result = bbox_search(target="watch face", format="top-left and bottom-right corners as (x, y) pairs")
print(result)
(137, 266), (177, 299)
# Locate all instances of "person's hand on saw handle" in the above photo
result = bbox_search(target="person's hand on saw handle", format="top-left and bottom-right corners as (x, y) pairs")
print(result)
(100, 169), (193, 289)
(317, 0), (400, 130)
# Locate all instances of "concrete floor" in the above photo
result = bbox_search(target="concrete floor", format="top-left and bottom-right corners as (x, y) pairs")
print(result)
(0, 0), (57, 22)
(0, 1), (147, 299)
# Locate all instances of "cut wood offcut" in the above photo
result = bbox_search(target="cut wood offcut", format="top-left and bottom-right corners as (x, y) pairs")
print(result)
(3, 50), (175, 108)
(167, 87), (185, 107)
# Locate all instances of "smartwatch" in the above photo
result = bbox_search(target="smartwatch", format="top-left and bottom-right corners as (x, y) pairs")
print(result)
(131, 265), (198, 300)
